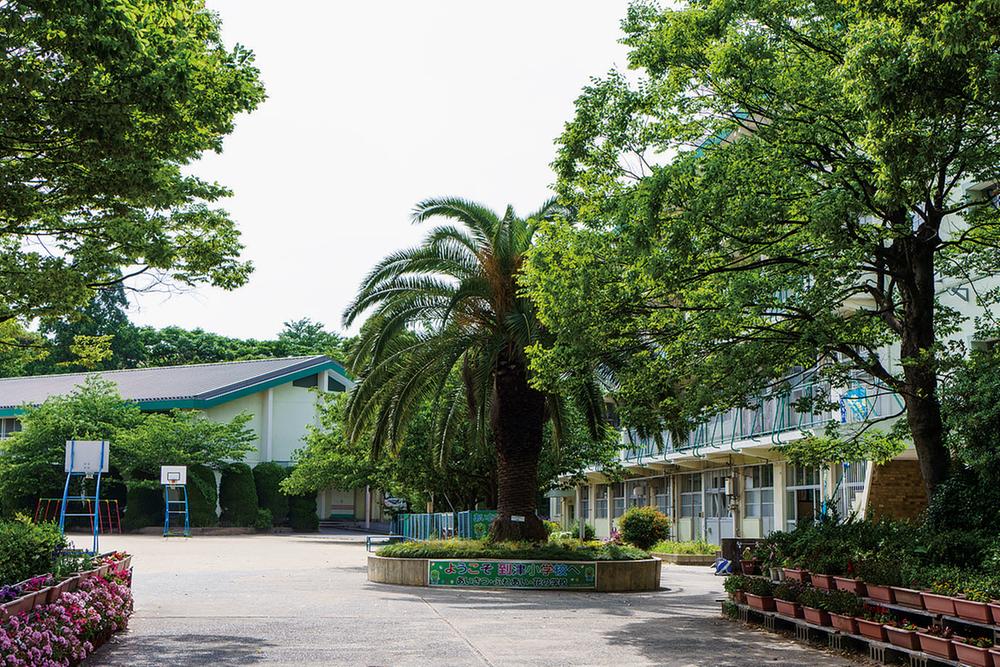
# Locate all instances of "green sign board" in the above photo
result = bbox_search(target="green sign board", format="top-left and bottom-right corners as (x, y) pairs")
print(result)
(469, 510), (497, 538)
(428, 559), (597, 589)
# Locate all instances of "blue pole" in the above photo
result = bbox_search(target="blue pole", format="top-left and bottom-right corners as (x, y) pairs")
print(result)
(92, 442), (105, 554)
(58, 440), (75, 534)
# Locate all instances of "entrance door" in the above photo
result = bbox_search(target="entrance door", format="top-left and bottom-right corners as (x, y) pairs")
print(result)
(704, 471), (734, 545)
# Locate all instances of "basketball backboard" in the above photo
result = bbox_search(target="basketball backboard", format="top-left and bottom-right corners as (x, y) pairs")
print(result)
(160, 465), (188, 485)
(64, 440), (109, 474)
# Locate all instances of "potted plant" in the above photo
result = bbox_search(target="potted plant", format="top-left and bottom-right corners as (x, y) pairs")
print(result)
(723, 575), (749, 605)
(922, 591), (957, 616)
(774, 582), (805, 618)
(855, 555), (896, 603)
(953, 637), (993, 667)
(745, 577), (776, 612)
(857, 604), (891, 642)
(954, 588), (992, 624)
(917, 624), (956, 660)
(891, 585), (925, 609)
(781, 559), (809, 584)
(832, 561), (866, 596)
(989, 600), (1000, 625)
(827, 589), (863, 635)
(799, 587), (832, 626)
(884, 619), (921, 650)
(739, 547), (759, 576)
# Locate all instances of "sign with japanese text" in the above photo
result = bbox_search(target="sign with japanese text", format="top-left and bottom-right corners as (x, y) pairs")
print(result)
(428, 559), (597, 589)
(469, 510), (497, 538)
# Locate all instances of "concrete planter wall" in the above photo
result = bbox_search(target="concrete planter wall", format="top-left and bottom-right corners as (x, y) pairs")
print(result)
(650, 552), (717, 566)
(368, 555), (662, 592)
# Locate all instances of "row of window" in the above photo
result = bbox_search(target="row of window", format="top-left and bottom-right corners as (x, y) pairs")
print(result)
(0, 417), (21, 438)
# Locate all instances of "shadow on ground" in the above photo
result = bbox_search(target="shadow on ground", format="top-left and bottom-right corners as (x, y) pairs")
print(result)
(90, 633), (274, 666)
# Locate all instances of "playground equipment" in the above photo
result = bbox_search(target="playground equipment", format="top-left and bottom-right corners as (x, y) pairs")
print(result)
(35, 498), (121, 534)
(161, 465), (190, 537)
(58, 440), (109, 554)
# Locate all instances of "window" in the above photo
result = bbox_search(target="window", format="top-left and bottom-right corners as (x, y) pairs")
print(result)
(743, 465), (774, 519)
(654, 476), (673, 517)
(627, 479), (651, 508)
(836, 461), (867, 517)
(0, 418), (21, 439)
(580, 486), (590, 521)
(552, 497), (561, 518)
(595, 485), (609, 518)
(704, 472), (731, 520)
(679, 473), (702, 518)
(612, 482), (626, 518)
(785, 464), (821, 531)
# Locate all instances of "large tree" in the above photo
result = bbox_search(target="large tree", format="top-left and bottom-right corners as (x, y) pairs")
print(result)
(524, 0), (1000, 499)
(0, 0), (264, 330)
(343, 198), (611, 540)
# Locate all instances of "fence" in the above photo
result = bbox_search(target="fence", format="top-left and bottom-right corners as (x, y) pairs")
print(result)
(392, 510), (499, 541)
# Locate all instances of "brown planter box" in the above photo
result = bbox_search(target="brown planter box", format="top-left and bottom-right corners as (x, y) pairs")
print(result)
(990, 602), (1000, 625)
(954, 642), (991, 667)
(0, 595), (34, 618)
(833, 576), (867, 596)
(731, 591), (746, 605)
(810, 573), (835, 590)
(918, 632), (956, 660)
(922, 591), (956, 615)
(775, 599), (803, 618)
(867, 583), (895, 603)
(989, 648), (1000, 667)
(955, 598), (991, 624)
(830, 612), (858, 634)
(892, 586), (925, 609)
(782, 568), (808, 583)
(857, 618), (886, 642)
(740, 560), (758, 575)
(885, 626), (920, 650)
(802, 605), (831, 626)
(746, 593), (775, 612)
(28, 588), (51, 609)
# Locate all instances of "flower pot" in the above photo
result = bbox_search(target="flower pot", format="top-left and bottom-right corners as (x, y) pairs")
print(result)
(810, 573), (835, 590)
(885, 626), (920, 650)
(121, 555), (132, 570)
(918, 632), (957, 660)
(0, 594), (33, 618)
(954, 642), (991, 667)
(990, 602), (1000, 625)
(857, 618), (887, 642)
(891, 586), (925, 609)
(988, 648), (1000, 667)
(955, 599), (991, 624)
(802, 605), (831, 626)
(47, 576), (80, 603)
(28, 587), (51, 609)
(775, 599), (802, 618)
(833, 576), (867, 596)
(746, 593), (775, 612)
(770, 566), (783, 582)
(731, 591), (746, 605)
(866, 583), (895, 603)
(830, 612), (858, 634)
(740, 560), (758, 575)
(922, 592), (957, 615)
(96, 564), (110, 577)
(782, 568), (808, 583)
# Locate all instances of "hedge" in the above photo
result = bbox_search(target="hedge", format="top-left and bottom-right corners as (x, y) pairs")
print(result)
(123, 483), (164, 531)
(288, 493), (319, 532)
(219, 463), (259, 527)
(187, 464), (219, 527)
(0, 516), (66, 585)
(252, 462), (289, 524)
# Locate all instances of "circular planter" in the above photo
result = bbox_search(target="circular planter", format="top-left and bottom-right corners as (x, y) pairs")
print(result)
(367, 555), (662, 592)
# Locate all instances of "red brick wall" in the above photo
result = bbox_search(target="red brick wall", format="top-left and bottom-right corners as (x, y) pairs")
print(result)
(866, 460), (927, 521)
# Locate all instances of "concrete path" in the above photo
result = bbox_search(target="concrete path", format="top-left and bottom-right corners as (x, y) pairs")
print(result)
(87, 534), (861, 667)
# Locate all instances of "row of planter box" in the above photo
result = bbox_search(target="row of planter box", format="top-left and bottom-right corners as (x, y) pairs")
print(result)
(779, 566), (1000, 626)
(732, 591), (996, 667)
(0, 555), (132, 619)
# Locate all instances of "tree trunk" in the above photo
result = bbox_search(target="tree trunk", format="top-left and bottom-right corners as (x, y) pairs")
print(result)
(488, 351), (548, 541)
(896, 235), (950, 500)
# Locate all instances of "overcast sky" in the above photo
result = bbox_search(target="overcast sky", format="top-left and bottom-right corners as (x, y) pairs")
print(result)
(127, 1), (632, 339)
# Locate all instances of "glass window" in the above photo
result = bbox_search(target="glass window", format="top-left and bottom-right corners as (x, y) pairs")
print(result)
(612, 482), (626, 518)
(552, 498), (561, 518)
(595, 484), (609, 519)
(836, 461), (867, 517)
(580, 486), (590, 521)
(679, 474), (702, 518)
(785, 464), (821, 531)
(743, 464), (774, 519)
(654, 476), (673, 517)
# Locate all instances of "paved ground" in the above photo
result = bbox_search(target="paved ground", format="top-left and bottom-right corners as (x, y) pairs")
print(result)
(86, 533), (860, 667)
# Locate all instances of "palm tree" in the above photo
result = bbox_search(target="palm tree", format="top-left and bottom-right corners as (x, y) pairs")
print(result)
(343, 197), (604, 541)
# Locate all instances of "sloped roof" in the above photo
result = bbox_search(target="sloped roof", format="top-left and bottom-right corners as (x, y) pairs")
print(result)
(0, 355), (351, 414)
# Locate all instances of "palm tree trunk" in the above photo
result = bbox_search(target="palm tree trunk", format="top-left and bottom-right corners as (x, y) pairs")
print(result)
(488, 352), (548, 541)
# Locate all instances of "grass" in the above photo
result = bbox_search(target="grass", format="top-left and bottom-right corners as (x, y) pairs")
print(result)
(376, 538), (650, 561)
(649, 539), (719, 555)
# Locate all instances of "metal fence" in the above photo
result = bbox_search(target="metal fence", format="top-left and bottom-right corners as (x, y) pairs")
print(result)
(392, 510), (499, 541)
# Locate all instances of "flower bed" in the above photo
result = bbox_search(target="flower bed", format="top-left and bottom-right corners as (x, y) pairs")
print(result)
(1, 552), (132, 666)
(377, 538), (650, 561)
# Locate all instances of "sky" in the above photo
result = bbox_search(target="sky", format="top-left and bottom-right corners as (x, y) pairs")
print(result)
(127, 1), (633, 340)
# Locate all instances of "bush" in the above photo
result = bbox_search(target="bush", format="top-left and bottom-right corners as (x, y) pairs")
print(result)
(774, 582), (804, 602)
(617, 506), (670, 550)
(0, 516), (66, 585)
(543, 520), (560, 535)
(745, 577), (774, 597)
(252, 462), (289, 525)
(123, 484), (164, 531)
(254, 508), (273, 531)
(219, 463), (259, 527)
(186, 464), (219, 527)
(377, 538), (650, 561)
(567, 521), (596, 541)
(650, 540), (718, 555)
(288, 493), (319, 532)
(723, 574), (750, 595)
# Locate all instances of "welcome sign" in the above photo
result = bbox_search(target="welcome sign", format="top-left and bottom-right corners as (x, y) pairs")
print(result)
(428, 559), (597, 589)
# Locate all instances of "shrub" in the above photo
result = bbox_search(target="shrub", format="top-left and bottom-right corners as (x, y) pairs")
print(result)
(0, 516), (66, 586)
(543, 520), (560, 535)
(649, 540), (718, 555)
(123, 483), (164, 531)
(252, 462), (289, 525)
(186, 464), (219, 527)
(723, 575), (750, 595)
(567, 521), (596, 541)
(745, 577), (775, 597)
(254, 508), (273, 531)
(826, 589), (863, 616)
(219, 463), (259, 527)
(288, 493), (319, 532)
(377, 538), (649, 561)
(617, 506), (670, 550)
(798, 587), (831, 611)
(774, 582), (804, 602)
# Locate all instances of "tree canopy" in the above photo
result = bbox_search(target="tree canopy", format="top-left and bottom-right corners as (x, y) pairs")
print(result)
(524, 0), (1000, 498)
(0, 0), (264, 331)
